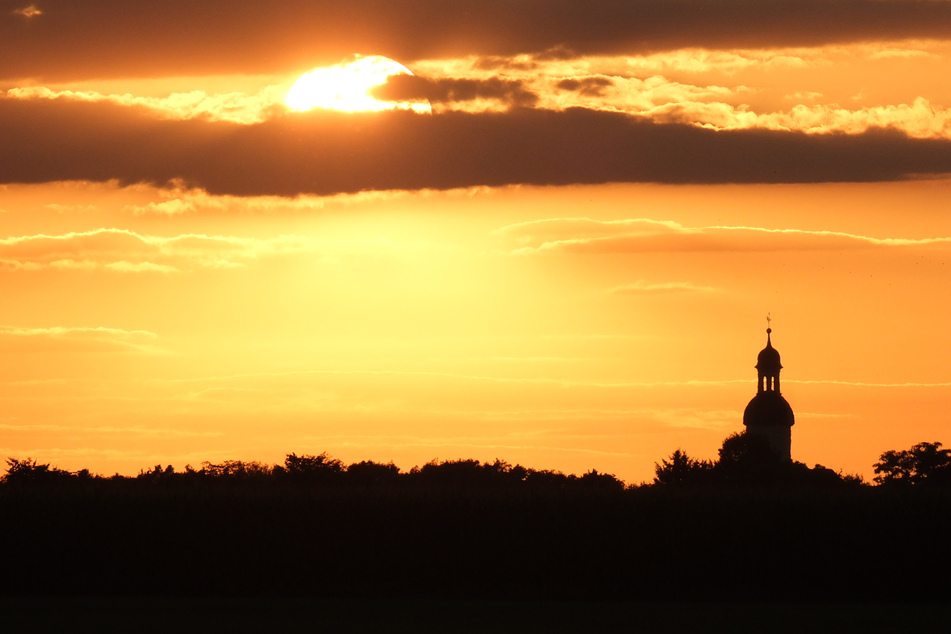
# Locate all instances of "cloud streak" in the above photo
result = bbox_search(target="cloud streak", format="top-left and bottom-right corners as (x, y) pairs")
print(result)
(0, 228), (426, 273)
(6, 85), (288, 124)
(3, 99), (951, 195)
(374, 75), (539, 111)
(607, 281), (719, 294)
(0, 325), (160, 353)
(4, 1), (951, 81)
(500, 217), (951, 254)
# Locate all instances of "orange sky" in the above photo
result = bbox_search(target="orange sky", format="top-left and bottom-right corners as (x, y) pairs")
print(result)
(2, 1), (951, 483)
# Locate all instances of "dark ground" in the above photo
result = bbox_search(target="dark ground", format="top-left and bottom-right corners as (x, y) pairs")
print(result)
(1, 480), (948, 631)
(1, 598), (946, 634)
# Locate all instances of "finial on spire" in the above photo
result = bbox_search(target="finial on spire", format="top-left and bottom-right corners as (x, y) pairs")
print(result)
(766, 313), (772, 335)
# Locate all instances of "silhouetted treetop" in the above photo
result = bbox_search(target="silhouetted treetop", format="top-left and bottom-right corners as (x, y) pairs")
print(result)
(874, 441), (951, 487)
(653, 449), (713, 487)
(1, 453), (627, 495)
(653, 431), (864, 489)
(281, 452), (345, 483)
(4, 458), (77, 486)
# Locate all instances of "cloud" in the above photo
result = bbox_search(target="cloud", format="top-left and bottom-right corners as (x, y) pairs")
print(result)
(607, 281), (719, 294)
(4, 1), (951, 81)
(868, 47), (938, 60)
(159, 368), (752, 391)
(649, 408), (741, 431)
(121, 182), (428, 215)
(12, 4), (41, 18)
(498, 218), (689, 246)
(6, 85), (288, 124)
(0, 422), (221, 438)
(385, 46), (951, 137)
(753, 98), (951, 138)
(0, 325), (160, 353)
(0, 228), (423, 272)
(44, 203), (97, 213)
(789, 380), (951, 388)
(29, 63), (949, 141)
(541, 75), (739, 116)
(373, 75), (538, 111)
(500, 217), (951, 254)
(557, 77), (615, 97)
(3, 98), (951, 195)
(642, 97), (951, 139)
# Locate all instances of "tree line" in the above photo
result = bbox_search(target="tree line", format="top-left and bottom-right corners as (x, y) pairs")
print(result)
(4, 432), (949, 491)
(2, 452), (625, 493)
(1, 433), (949, 601)
(654, 433), (951, 488)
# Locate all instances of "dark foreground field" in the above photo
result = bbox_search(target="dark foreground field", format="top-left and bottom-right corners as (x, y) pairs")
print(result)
(1, 482), (949, 605)
(1, 597), (947, 634)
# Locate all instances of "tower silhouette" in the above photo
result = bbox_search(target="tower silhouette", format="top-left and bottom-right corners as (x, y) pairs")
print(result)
(742, 327), (795, 461)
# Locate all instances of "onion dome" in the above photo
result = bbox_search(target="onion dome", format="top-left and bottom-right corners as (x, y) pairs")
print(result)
(744, 391), (795, 428)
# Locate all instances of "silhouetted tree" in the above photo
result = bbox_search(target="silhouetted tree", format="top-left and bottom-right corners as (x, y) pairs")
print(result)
(579, 469), (625, 491)
(282, 452), (344, 484)
(346, 460), (400, 485)
(715, 432), (788, 484)
(137, 464), (177, 482)
(407, 458), (567, 491)
(411, 458), (492, 487)
(807, 463), (862, 487)
(874, 441), (951, 486)
(3, 457), (76, 486)
(201, 459), (273, 480)
(522, 468), (573, 491)
(653, 449), (713, 486)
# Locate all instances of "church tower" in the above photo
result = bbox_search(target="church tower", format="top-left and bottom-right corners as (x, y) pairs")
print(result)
(742, 326), (795, 461)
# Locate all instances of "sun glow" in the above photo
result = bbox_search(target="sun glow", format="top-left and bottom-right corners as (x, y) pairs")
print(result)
(285, 55), (430, 113)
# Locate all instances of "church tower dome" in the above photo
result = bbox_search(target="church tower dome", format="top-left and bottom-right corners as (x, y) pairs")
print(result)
(743, 327), (794, 461)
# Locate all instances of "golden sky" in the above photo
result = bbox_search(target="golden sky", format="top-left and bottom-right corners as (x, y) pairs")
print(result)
(2, 1), (951, 482)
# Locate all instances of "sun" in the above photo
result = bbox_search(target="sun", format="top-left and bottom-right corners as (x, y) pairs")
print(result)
(285, 55), (430, 114)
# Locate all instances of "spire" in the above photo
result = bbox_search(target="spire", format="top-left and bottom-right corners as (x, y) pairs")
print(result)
(756, 323), (782, 393)
(743, 320), (795, 461)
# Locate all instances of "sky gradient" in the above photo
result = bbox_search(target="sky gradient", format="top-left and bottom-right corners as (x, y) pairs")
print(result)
(2, 1), (951, 482)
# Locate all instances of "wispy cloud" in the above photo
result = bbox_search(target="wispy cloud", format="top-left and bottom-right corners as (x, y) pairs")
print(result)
(121, 182), (423, 215)
(500, 217), (951, 255)
(0, 228), (421, 272)
(789, 379), (951, 388)
(0, 325), (161, 354)
(649, 408), (742, 430)
(0, 422), (221, 438)
(157, 367), (752, 390)
(6, 85), (289, 124)
(416, 45), (951, 139)
(12, 4), (42, 18)
(716, 98), (951, 139)
(606, 280), (719, 294)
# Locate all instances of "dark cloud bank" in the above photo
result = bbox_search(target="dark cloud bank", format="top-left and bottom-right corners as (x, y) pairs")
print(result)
(3, 99), (951, 195)
(374, 76), (539, 108)
(3, 0), (951, 80)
